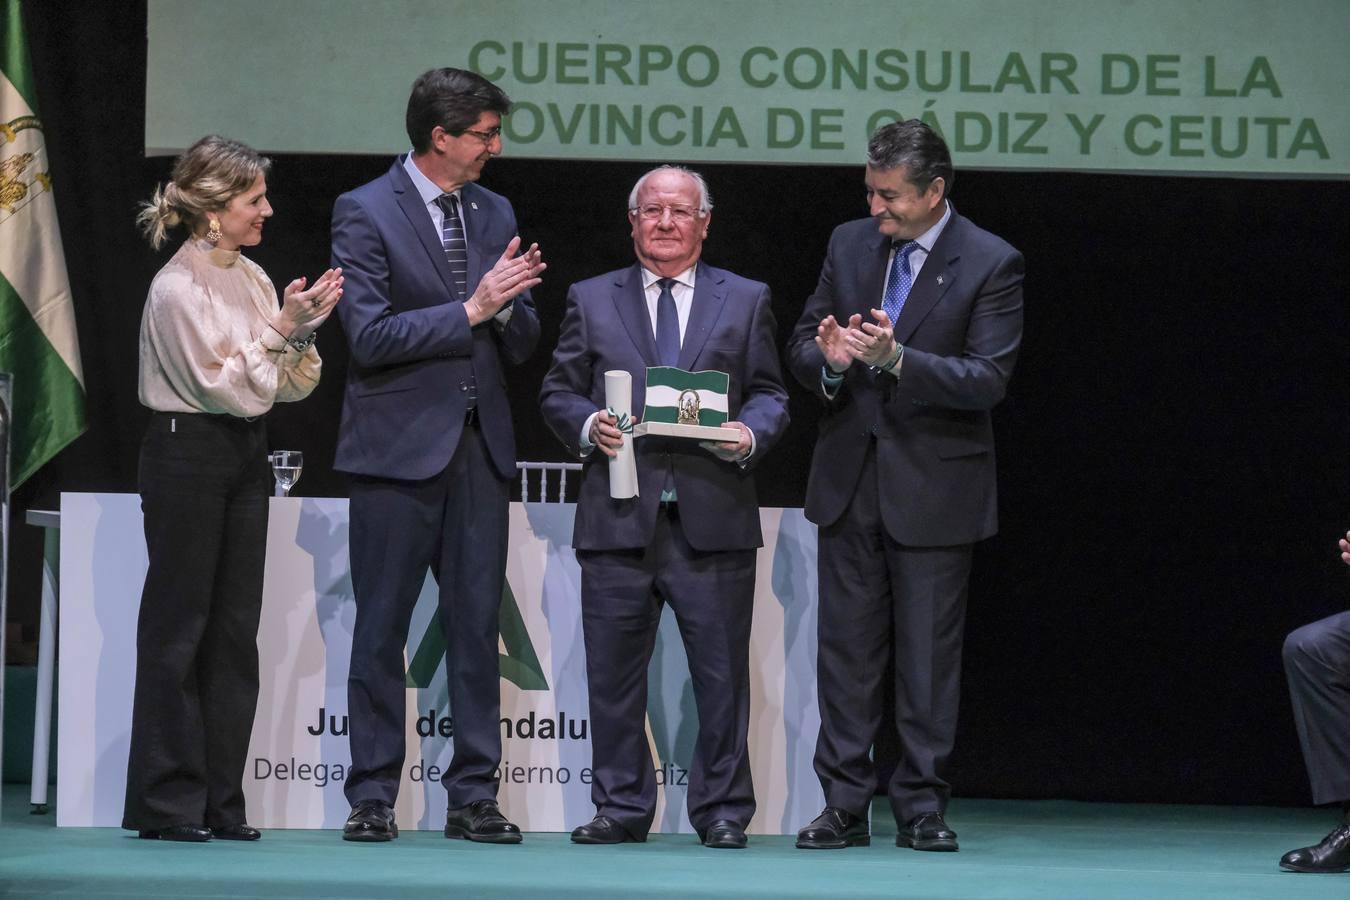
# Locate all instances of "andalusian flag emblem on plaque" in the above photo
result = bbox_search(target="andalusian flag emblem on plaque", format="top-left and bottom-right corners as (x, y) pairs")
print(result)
(642, 367), (728, 427)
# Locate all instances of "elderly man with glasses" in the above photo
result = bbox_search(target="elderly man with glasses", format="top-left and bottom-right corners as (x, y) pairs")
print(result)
(540, 165), (789, 849)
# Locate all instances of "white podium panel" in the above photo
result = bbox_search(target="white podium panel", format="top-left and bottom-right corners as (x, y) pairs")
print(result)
(57, 493), (824, 832)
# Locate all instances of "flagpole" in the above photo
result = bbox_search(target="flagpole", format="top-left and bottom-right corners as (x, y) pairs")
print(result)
(0, 372), (12, 821)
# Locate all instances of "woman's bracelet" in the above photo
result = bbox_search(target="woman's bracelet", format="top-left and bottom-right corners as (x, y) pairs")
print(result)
(268, 322), (316, 353)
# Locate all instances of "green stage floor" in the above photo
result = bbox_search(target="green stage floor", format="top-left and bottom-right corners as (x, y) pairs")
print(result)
(0, 785), (1345, 898)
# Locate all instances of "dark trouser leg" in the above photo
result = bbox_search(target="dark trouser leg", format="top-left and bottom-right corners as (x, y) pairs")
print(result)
(578, 544), (661, 838)
(344, 471), (441, 806)
(813, 450), (892, 820)
(885, 542), (972, 824)
(657, 509), (757, 832)
(437, 426), (510, 806)
(123, 414), (260, 830)
(198, 452), (269, 828)
(1284, 612), (1350, 806)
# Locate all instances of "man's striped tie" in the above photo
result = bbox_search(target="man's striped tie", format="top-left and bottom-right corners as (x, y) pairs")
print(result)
(437, 193), (476, 410)
(437, 194), (468, 302)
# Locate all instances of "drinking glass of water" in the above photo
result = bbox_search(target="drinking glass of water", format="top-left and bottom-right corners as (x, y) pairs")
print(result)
(268, 450), (303, 497)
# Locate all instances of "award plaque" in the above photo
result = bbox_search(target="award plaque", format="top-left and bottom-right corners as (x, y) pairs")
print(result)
(634, 367), (734, 441)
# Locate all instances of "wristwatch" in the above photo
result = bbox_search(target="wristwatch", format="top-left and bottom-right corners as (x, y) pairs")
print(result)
(286, 333), (316, 353)
(870, 344), (903, 375)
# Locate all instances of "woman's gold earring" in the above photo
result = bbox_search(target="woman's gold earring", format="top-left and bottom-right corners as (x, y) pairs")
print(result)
(206, 217), (222, 244)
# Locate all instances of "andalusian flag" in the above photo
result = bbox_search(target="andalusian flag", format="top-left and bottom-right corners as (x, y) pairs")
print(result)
(643, 367), (729, 426)
(0, 0), (85, 488)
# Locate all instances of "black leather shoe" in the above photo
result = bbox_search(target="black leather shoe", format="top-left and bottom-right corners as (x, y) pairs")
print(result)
(571, 815), (642, 844)
(795, 807), (870, 849)
(1280, 821), (1350, 873)
(138, 824), (211, 842)
(444, 799), (522, 844)
(343, 799), (397, 842)
(897, 812), (959, 851)
(700, 819), (747, 849)
(211, 823), (261, 841)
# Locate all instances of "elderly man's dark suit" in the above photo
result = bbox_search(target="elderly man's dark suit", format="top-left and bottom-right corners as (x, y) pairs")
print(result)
(332, 159), (539, 809)
(540, 261), (789, 839)
(787, 206), (1023, 824)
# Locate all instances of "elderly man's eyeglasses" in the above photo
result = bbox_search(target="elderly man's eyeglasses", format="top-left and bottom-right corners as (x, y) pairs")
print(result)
(461, 126), (502, 144)
(631, 204), (705, 223)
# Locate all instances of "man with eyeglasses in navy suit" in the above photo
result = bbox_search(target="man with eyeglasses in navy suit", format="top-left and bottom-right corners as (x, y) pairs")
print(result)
(331, 67), (544, 845)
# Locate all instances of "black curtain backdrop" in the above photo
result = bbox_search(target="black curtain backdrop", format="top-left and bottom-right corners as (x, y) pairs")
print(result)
(8, 2), (1350, 806)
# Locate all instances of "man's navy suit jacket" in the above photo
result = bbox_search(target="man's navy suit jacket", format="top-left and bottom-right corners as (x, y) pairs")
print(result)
(331, 160), (539, 481)
(787, 208), (1024, 547)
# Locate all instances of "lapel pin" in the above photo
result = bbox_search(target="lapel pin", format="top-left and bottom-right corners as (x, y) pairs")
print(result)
(936, 275), (944, 285)
(470, 201), (479, 210)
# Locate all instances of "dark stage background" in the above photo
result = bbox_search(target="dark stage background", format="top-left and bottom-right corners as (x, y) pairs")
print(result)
(6, 2), (1350, 806)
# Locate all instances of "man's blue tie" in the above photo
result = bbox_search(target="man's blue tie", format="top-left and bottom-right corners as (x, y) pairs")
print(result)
(436, 194), (475, 409)
(882, 241), (919, 325)
(653, 278), (683, 499)
(655, 277), (680, 366)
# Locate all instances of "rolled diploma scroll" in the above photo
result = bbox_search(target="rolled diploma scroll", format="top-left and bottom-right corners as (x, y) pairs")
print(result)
(604, 369), (639, 499)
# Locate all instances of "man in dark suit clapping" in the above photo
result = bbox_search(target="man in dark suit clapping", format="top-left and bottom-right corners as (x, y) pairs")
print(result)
(788, 119), (1024, 853)
(331, 68), (544, 844)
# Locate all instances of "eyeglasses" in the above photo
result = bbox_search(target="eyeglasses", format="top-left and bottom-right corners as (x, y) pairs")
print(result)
(461, 126), (502, 144)
(631, 204), (705, 223)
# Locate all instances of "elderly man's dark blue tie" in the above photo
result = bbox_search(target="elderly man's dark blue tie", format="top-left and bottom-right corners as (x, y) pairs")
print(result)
(655, 277), (680, 366)
(654, 277), (682, 499)
(882, 241), (919, 325)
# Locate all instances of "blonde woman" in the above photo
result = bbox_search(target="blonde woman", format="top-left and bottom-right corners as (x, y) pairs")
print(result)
(123, 135), (341, 842)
